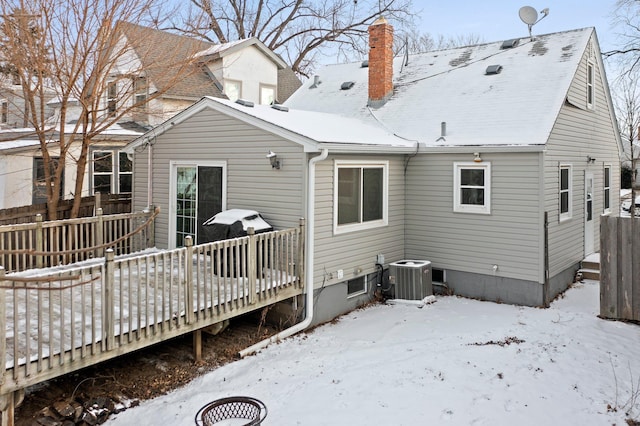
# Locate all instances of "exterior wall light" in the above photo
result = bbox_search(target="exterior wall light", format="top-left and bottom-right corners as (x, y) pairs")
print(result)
(267, 151), (281, 169)
(587, 156), (596, 164)
(473, 152), (482, 163)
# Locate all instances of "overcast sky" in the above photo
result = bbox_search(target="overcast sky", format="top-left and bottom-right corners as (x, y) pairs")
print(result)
(412, 0), (618, 51)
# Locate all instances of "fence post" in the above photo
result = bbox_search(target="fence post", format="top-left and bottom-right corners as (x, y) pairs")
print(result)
(95, 208), (104, 259)
(95, 192), (102, 215)
(185, 236), (194, 324)
(104, 249), (115, 351)
(0, 267), (6, 383)
(35, 214), (44, 269)
(145, 206), (156, 249)
(298, 218), (305, 290)
(248, 227), (256, 305)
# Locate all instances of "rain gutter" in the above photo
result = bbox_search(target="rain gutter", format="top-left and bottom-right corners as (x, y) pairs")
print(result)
(239, 148), (329, 357)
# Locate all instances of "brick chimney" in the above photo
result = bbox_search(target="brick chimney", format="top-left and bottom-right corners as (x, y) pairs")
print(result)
(368, 16), (394, 106)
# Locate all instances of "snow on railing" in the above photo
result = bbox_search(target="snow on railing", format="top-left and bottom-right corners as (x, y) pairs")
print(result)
(0, 221), (304, 394)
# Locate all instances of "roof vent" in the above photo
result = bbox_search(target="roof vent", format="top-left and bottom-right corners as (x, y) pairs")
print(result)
(485, 65), (503, 75)
(361, 60), (369, 68)
(310, 75), (321, 89)
(501, 39), (519, 49)
(235, 99), (254, 107)
(341, 81), (355, 90)
(271, 104), (289, 112)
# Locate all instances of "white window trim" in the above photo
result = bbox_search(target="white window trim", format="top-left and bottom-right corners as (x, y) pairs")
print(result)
(168, 160), (227, 248)
(587, 61), (595, 110)
(333, 160), (389, 235)
(559, 164), (573, 222)
(603, 165), (611, 214)
(259, 83), (276, 105)
(224, 79), (242, 102)
(346, 275), (367, 298)
(453, 162), (491, 214)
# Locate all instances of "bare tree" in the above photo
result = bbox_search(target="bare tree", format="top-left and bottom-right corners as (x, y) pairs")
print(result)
(395, 28), (483, 55)
(170, 0), (415, 76)
(604, 0), (640, 71)
(0, 0), (207, 219)
(612, 70), (640, 216)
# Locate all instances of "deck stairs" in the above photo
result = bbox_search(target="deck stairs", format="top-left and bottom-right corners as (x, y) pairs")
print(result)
(579, 253), (600, 281)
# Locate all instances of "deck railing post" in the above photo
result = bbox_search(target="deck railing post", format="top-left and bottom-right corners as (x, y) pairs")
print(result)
(248, 227), (257, 304)
(185, 236), (194, 324)
(148, 206), (156, 249)
(95, 208), (104, 259)
(0, 267), (6, 383)
(104, 249), (115, 351)
(298, 218), (305, 289)
(35, 214), (43, 269)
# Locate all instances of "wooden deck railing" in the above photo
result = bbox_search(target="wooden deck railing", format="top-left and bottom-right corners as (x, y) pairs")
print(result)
(0, 221), (304, 398)
(0, 209), (156, 273)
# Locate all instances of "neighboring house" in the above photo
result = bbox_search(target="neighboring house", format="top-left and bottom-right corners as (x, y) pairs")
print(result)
(0, 22), (301, 210)
(125, 20), (621, 325)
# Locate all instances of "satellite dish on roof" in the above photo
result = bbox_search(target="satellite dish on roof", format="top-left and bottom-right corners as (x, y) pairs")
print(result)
(518, 5), (549, 40)
(519, 6), (538, 25)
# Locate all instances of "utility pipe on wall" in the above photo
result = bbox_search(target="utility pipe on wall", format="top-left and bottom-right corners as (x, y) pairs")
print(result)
(239, 148), (329, 357)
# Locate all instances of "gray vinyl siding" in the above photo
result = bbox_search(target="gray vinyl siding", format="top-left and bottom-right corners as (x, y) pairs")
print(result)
(311, 154), (405, 290)
(405, 152), (542, 283)
(132, 107), (306, 249)
(545, 35), (621, 276)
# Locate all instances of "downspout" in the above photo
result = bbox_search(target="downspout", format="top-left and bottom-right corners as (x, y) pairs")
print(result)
(239, 148), (329, 357)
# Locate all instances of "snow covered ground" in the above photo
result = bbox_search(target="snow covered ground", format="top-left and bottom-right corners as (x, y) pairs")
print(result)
(109, 280), (640, 425)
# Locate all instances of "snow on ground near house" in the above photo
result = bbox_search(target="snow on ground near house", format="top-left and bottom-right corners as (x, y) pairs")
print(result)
(110, 280), (640, 425)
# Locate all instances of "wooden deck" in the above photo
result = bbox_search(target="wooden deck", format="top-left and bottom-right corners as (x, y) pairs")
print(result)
(0, 223), (304, 421)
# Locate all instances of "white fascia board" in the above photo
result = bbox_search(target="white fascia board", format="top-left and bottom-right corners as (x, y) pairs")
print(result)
(417, 145), (546, 154)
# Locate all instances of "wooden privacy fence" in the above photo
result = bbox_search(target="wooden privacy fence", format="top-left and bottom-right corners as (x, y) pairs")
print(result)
(0, 208), (156, 273)
(0, 221), (304, 401)
(600, 215), (640, 321)
(0, 193), (131, 226)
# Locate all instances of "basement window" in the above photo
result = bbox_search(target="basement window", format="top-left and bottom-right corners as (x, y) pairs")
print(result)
(347, 276), (366, 297)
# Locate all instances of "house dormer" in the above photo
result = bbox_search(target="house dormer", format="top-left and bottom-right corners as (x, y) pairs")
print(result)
(195, 38), (288, 105)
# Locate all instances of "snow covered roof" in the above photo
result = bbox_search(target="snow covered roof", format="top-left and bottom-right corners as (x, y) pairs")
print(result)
(285, 28), (595, 148)
(126, 96), (417, 153)
(194, 38), (287, 69)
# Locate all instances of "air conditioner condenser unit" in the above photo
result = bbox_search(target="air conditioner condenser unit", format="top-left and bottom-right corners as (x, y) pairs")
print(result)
(389, 260), (432, 300)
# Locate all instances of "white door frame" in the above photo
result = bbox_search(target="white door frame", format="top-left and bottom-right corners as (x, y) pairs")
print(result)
(168, 161), (227, 248)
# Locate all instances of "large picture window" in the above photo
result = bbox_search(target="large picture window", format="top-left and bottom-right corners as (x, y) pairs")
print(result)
(560, 164), (572, 221)
(334, 161), (388, 234)
(453, 162), (491, 214)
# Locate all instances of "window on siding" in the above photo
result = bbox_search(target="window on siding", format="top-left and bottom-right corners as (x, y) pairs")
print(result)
(604, 165), (611, 213)
(453, 162), (491, 214)
(0, 100), (7, 124)
(347, 276), (366, 297)
(224, 80), (242, 102)
(334, 161), (388, 234)
(107, 81), (117, 117)
(133, 76), (147, 109)
(92, 149), (132, 194)
(587, 62), (595, 109)
(33, 157), (63, 204)
(559, 164), (572, 221)
(259, 84), (276, 105)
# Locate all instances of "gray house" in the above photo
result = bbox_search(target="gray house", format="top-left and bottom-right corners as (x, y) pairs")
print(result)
(126, 20), (622, 325)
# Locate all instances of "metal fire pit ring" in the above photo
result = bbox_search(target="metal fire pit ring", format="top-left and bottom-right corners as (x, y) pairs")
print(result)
(195, 396), (267, 426)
